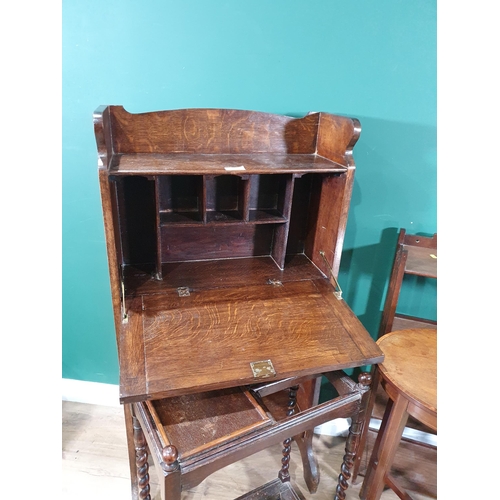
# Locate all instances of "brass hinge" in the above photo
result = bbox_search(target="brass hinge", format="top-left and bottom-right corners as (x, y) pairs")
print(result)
(250, 360), (276, 379)
(121, 279), (128, 322)
(267, 278), (283, 286)
(177, 287), (191, 297)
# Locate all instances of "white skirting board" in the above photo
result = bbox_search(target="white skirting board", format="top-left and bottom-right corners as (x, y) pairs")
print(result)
(61, 378), (351, 435)
(62, 378), (121, 407)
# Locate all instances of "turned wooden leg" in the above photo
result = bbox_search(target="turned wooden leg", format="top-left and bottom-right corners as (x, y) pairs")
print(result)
(278, 384), (299, 483)
(158, 445), (182, 500)
(334, 373), (372, 500)
(124, 404), (140, 499)
(352, 367), (380, 484)
(133, 415), (151, 500)
(294, 429), (320, 493)
(359, 391), (409, 500)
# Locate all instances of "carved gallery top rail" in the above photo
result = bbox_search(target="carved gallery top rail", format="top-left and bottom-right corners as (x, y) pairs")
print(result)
(94, 106), (360, 169)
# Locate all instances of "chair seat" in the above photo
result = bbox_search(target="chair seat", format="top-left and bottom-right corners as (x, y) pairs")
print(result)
(377, 328), (437, 431)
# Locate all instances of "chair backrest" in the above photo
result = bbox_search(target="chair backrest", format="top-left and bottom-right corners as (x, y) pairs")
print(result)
(378, 229), (437, 337)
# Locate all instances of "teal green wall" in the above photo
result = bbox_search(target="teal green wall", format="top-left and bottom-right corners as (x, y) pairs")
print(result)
(63, 1), (437, 384)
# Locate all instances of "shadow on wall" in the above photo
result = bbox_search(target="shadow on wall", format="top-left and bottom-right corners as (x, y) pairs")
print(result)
(338, 115), (437, 333)
(338, 228), (438, 334)
(340, 227), (401, 335)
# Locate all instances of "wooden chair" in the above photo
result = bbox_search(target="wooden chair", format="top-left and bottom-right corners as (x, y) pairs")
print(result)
(129, 371), (373, 500)
(352, 229), (437, 497)
(378, 229), (437, 337)
(359, 329), (437, 500)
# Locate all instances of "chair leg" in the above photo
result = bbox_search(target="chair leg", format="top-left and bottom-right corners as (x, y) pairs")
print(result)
(359, 397), (394, 500)
(133, 415), (151, 500)
(359, 392), (409, 500)
(294, 429), (320, 493)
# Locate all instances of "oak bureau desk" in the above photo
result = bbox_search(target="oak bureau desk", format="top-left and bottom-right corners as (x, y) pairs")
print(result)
(94, 106), (384, 499)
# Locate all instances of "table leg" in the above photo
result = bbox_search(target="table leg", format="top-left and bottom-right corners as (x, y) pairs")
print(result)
(133, 415), (151, 500)
(334, 372), (372, 500)
(294, 428), (320, 493)
(124, 404), (139, 499)
(352, 366), (380, 484)
(278, 385), (299, 483)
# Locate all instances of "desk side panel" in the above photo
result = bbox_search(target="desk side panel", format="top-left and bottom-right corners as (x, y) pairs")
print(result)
(118, 298), (148, 401)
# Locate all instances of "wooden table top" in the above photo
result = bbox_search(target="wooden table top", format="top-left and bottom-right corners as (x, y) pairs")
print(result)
(377, 329), (437, 419)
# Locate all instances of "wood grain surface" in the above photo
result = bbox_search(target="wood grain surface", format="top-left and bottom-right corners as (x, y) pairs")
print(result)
(116, 256), (383, 403)
(377, 329), (437, 418)
(403, 245), (437, 278)
(108, 107), (320, 155)
(123, 255), (324, 295)
(110, 153), (347, 175)
(151, 388), (272, 460)
(127, 278), (383, 402)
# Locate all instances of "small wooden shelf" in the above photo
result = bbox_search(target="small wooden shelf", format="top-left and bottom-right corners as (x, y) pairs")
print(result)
(205, 210), (244, 223)
(159, 210), (287, 226)
(159, 211), (203, 225)
(248, 209), (286, 223)
(403, 244), (437, 278)
(109, 152), (347, 176)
